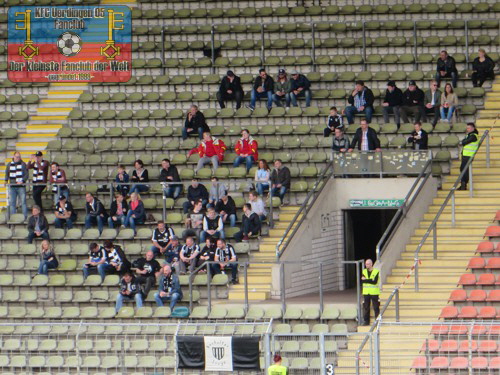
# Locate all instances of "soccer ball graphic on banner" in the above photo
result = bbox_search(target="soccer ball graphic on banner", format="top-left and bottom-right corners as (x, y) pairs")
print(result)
(57, 32), (82, 57)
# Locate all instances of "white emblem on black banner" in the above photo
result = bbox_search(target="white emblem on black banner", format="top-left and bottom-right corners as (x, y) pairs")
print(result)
(204, 336), (233, 371)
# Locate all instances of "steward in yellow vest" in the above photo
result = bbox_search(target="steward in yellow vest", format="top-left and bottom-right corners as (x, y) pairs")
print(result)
(361, 259), (380, 326)
(268, 354), (288, 375)
(459, 123), (479, 191)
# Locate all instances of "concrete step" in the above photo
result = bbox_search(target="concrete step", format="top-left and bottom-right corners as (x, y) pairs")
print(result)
(227, 291), (269, 300)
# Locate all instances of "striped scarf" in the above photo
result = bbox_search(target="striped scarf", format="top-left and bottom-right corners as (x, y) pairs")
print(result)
(32, 161), (47, 183)
(354, 89), (366, 110)
(8, 162), (24, 184)
(51, 169), (66, 192)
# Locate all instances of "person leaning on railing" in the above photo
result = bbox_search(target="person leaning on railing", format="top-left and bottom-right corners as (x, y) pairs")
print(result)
(459, 122), (479, 191)
(5, 151), (28, 218)
(348, 119), (381, 152)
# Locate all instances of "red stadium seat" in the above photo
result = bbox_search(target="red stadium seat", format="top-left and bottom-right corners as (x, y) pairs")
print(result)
(440, 306), (459, 319)
(486, 257), (500, 269)
(470, 325), (487, 335)
(489, 357), (500, 369)
(458, 273), (476, 286)
(478, 340), (498, 353)
(457, 306), (478, 319)
(467, 289), (487, 302)
(458, 340), (477, 352)
(449, 289), (467, 302)
(478, 306), (496, 319)
(449, 325), (468, 335)
(467, 257), (486, 269)
(487, 325), (500, 335)
(412, 356), (427, 369)
(477, 273), (496, 286)
(420, 339), (439, 352)
(486, 290), (500, 302)
(449, 357), (468, 370)
(476, 241), (494, 253)
(471, 357), (488, 370)
(430, 357), (449, 370)
(439, 340), (458, 353)
(431, 325), (449, 335)
(484, 226), (500, 238)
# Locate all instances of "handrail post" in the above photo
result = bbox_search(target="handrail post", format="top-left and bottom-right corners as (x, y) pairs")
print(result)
(109, 181), (114, 205)
(465, 21), (469, 65)
(362, 21), (367, 70)
(244, 262), (249, 315)
(451, 192), (456, 227)
(374, 322), (381, 375)
(162, 188), (167, 222)
(311, 22), (316, 70)
(433, 226), (438, 259)
(280, 263), (286, 314)
(210, 24), (216, 74)
(207, 264), (212, 314)
(269, 187), (274, 229)
(188, 272), (194, 313)
(414, 259), (419, 292)
(319, 262), (324, 315)
(413, 22), (418, 71)
(379, 151), (383, 179)
(356, 260), (362, 325)
(161, 27), (166, 75)
(319, 333), (326, 375)
(486, 132), (490, 168)
(260, 24), (265, 64)
(469, 162), (473, 198)
(395, 288), (400, 322)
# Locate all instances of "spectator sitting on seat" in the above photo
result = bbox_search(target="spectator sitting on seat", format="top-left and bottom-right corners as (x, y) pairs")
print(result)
(217, 70), (244, 109)
(82, 242), (106, 279)
(129, 159), (149, 194)
(5, 151), (28, 218)
(84, 192), (107, 234)
(188, 132), (227, 175)
(382, 81), (403, 128)
(183, 199), (205, 240)
(255, 159), (271, 196)
(132, 249), (161, 298)
(36, 239), (58, 276)
(159, 158), (182, 200)
(440, 83), (458, 123)
(348, 119), (381, 152)
(182, 178), (208, 214)
(471, 48), (496, 87)
(400, 81), (425, 124)
(332, 128), (351, 153)
(324, 106), (344, 137)
(435, 50), (458, 88)
(248, 190), (267, 221)
(27, 205), (49, 244)
(289, 70), (312, 107)
(200, 207), (224, 243)
(98, 240), (131, 281)
(49, 162), (69, 205)
(270, 159), (291, 204)
(424, 80), (442, 127)
(214, 238), (238, 284)
(124, 192), (146, 234)
(198, 237), (217, 274)
(344, 80), (374, 125)
(234, 203), (262, 242)
(114, 165), (130, 197)
(54, 195), (76, 229)
(208, 176), (227, 207)
(108, 193), (128, 229)
(151, 220), (175, 258)
(115, 271), (143, 312)
(164, 235), (182, 274)
(154, 263), (183, 309)
(248, 68), (274, 111)
(407, 122), (428, 150)
(234, 128), (259, 172)
(215, 192), (237, 227)
(182, 104), (210, 140)
(27, 151), (49, 212)
(179, 236), (200, 274)
(272, 68), (291, 108)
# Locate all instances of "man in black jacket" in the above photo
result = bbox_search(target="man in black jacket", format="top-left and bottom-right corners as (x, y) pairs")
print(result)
(348, 119), (381, 152)
(332, 128), (350, 152)
(133, 250), (161, 298)
(435, 50), (458, 88)
(182, 105), (210, 140)
(159, 159), (182, 200)
(407, 122), (428, 150)
(345, 80), (375, 125)
(400, 81), (425, 124)
(151, 220), (175, 257)
(248, 68), (274, 111)
(182, 178), (209, 214)
(215, 193), (237, 227)
(84, 192), (107, 234)
(27, 151), (49, 212)
(234, 203), (261, 242)
(289, 70), (312, 107)
(459, 123), (480, 191)
(54, 195), (76, 229)
(115, 271), (143, 312)
(98, 240), (131, 280)
(217, 70), (244, 109)
(270, 159), (291, 204)
(382, 81), (403, 127)
(27, 205), (49, 244)
(5, 152), (28, 218)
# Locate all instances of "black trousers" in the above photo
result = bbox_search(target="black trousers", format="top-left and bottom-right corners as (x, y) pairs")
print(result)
(471, 71), (494, 87)
(217, 91), (243, 109)
(33, 185), (46, 211)
(460, 155), (471, 184)
(424, 106), (440, 126)
(363, 295), (380, 324)
(136, 275), (155, 298)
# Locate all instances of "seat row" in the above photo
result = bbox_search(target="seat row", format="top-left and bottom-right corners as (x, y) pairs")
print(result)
(421, 339), (500, 353)
(431, 324), (500, 336)
(0, 94), (39, 105)
(468, 257), (500, 270)
(476, 241), (500, 254)
(413, 356), (500, 371)
(449, 289), (500, 303)
(457, 273), (500, 287)
(440, 305), (500, 319)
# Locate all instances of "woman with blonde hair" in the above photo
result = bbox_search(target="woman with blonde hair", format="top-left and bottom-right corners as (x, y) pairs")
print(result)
(471, 48), (495, 87)
(440, 83), (458, 122)
(37, 239), (58, 275)
(124, 192), (146, 234)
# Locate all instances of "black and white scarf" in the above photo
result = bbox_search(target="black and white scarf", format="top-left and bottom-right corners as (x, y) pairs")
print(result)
(8, 162), (24, 184)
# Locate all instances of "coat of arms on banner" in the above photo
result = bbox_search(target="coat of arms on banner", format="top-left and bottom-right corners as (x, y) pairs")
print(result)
(204, 336), (233, 371)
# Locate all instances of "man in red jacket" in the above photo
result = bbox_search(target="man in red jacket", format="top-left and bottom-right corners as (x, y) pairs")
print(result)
(233, 129), (258, 172)
(188, 132), (227, 174)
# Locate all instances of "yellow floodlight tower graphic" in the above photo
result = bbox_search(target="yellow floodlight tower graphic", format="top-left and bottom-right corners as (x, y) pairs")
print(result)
(100, 9), (124, 60)
(16, 9), (39, 60)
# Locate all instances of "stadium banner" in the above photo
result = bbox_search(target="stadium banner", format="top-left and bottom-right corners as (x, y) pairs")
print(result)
(8, 5), (131, 83)
(177, 336), (260, 371)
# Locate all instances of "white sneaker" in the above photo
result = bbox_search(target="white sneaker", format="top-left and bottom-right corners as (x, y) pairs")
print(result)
(285, 107), (290, 111)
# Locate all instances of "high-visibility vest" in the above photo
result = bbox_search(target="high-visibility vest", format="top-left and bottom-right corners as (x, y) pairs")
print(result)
(462, 133), (479, 157)
(362, 268), (380, 296)
(268, 364), (288, 375)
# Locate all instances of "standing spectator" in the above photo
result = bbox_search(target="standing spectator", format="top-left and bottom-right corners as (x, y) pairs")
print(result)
(440, 83), (458, 122)
(36, 239), (58, 276)
(84, 192), (107, 234)
(361, 259), (380, 326)
(272, 68), (291, 108)
(27, 151), (49, 212)
(208, 176), (227, 207)
(344, 80), (374, 125)
(108, 193), (128, 228)
(54, 195), (76, 229)
(214, 239), (238, 284)
(200, 207), (225, 243)
(289, 70), (312, 107)
(133, 250), (161, 298)
(435, 50), (458, 88)
(323, 106), (344, 137)
(407, 122), (428, 150)
(332, 128), (351, 153)
(234, 203), (261, 242)
(182, 104), (210, 140)
(234, 129), (259, 172)
(255, 159), (271, 196)
(5, 152), (28, 218)
(471, 49), (496, 87)
(424, 80), (442, 127)
(215, 193), (237, 227)
(459, 123), (479, 191)
(154, 264), (183, 309)
(27, 205), (49, 244)
(82, 242), (106, 279)
(114, 165), (130, 197)
(217, 70), (244, 109)
(268, 354), (288, 375)
(248, 68), (274, 111)
(188, 132), (227, 174)
(164, 236), (182, 274)
(198, 237), (217, 274)
(129, 159), (149, 194)
(248, 190), (267, 221)
(151, 220), (175, 257)
(348, 119), (381, 152)
(49, 162), (69, 205)
(182, 178), (208, 214)
(115, 271), (143, 312)
(179, 236), (200, 274)
(98, 240), (131, 281)
(159, 159), (182, 200)
(124, 192), (146, 234)
(183, 199), (205, 240)
(400, 81), (425, 124)
(270, 159), (291, 204)
(382, 81), (403, 128)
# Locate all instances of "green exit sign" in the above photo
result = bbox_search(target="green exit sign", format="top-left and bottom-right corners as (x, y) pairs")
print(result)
(349, 199), (404, 208)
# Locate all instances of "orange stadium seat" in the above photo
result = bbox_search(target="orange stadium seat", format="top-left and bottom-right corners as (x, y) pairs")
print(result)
(477, 307), (496, 319)
(470, 325), (487, 336)
(467, 257), (486, 269)
(478, 340), (497, 353)
(486, 258), (500, 269)
(412, 356), (427, 369)
(486, 290), (500, 302)
(476, 241), (494, 253)
(458, 340), (478, 352)
(458, 274), (476, 286)
(484, 226), (500, 238)
(440, 306), (459, 319)
(430, 357), (449, 370)
(449, 325), (468, 335)
(471, 357), (488, 370)
(477, 273), (495, 286)
(467, 289), (487, 302)
(420, 339), (439, 352)
(449, 357), (468, 370)
(488, 325), (500, 335)
(431, 325), (449, 335)
(439, 340), (458, 353)
(489, 357), (500, 369)
(457, 306), (478, 319)
(449, 289), (467, 302)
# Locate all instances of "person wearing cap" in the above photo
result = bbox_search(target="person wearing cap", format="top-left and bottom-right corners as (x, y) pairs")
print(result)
(217, 70), (244, 109)
(382, 81), (403, 128)
(233, 128), (259, 172)
(248, 68), (274, 111)
(27, 151), (49, 212)
(289, 70), (312, 107)
(423, 80), (442, 127)
(272, 69), (292, 108)
(400, 81), (425, 124)
(5, 152), (28, 218)
(345, 80), (375, 125)
(49, 162), (69, 205)
(182, 104), (210, 140)
(268, 354), (288, 374)
(54, 194), (76, 229)
(435, 50), (458, 88)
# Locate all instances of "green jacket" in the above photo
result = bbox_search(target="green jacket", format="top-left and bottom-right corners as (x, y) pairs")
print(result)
(274, 78), (291, 94)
